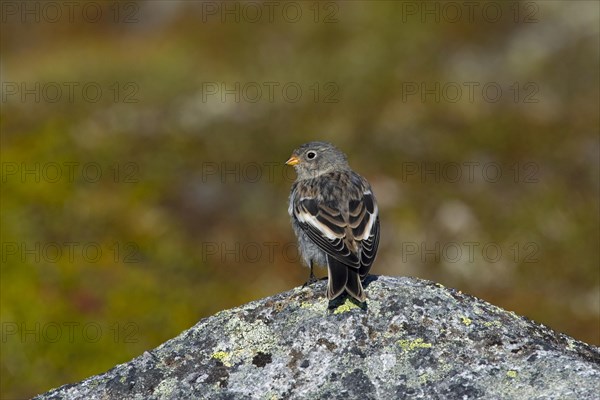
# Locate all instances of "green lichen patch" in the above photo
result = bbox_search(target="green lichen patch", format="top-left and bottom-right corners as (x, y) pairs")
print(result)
(397, 338), (432, 352)
(483, 320), (502, 328)
(333, 298), (361, 314)
(211, 351), (232, 367)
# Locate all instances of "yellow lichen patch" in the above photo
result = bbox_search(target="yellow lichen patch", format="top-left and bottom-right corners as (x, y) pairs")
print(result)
(483, 320), (502, 328)
(211, 351), (232, 367)
(333, 298), (360, 314)
(461, 316), (472, 326)
(300, 299), (328, 311)
(507, 370), (518, 378)
(397, 338), (432, 352)
(300, 301), (315, 309)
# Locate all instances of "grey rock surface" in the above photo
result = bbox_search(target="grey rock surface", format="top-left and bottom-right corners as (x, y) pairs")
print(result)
(35, 276), (600, 400)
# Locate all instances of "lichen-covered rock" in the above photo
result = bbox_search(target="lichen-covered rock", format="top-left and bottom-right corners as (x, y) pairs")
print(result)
(34, 276), (600, 400)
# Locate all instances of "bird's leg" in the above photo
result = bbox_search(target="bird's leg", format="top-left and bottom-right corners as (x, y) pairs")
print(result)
(303, 261), (318, 287)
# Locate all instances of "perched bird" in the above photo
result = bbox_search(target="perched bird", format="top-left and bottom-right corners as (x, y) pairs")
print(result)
(286, 141), (380, 302)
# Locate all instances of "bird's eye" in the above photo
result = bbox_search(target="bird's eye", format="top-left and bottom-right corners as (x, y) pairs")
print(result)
(306, 151), (317, 160)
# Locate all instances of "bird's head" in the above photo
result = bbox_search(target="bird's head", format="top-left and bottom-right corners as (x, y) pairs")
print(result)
(286, 141), (349, 180)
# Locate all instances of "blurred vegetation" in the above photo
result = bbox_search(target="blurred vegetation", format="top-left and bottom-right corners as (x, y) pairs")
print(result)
(1, 1), (599, 398)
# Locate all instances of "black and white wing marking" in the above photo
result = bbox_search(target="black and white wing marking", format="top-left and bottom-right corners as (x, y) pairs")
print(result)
(349, 193), (380, 278)
(292, 185), (379, 274)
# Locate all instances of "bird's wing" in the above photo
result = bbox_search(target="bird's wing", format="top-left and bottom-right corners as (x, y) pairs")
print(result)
(294, 196), (360, 269)
(292, 181), (379, 272)
(348, 191), (380, 278)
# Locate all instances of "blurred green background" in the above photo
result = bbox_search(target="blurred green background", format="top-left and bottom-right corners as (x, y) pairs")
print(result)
(1, 1), (599, 398)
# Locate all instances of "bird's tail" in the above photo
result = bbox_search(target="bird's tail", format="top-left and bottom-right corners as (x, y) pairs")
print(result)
(326, 256), (366, 302)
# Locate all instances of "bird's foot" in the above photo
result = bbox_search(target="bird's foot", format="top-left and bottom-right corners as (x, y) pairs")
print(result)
(302, 274), (319, 288)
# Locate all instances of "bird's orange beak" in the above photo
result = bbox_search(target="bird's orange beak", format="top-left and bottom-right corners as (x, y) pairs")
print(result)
(285, 156), (300, 166)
